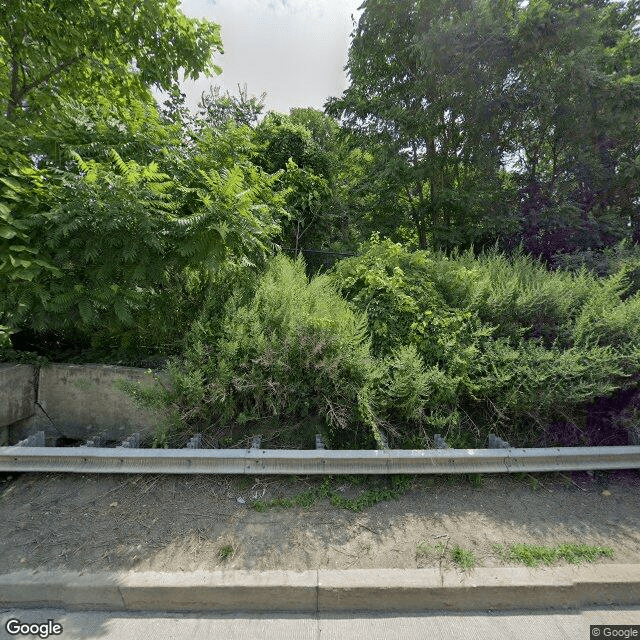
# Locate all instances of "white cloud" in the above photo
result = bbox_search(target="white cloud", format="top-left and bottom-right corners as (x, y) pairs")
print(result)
(178, 0), (362, 113)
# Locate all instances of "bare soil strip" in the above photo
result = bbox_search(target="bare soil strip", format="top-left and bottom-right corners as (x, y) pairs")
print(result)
(1, 471), (638, 574)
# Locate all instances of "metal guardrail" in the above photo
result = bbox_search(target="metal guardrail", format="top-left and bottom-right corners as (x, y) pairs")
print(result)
(0, 445), (639, 475)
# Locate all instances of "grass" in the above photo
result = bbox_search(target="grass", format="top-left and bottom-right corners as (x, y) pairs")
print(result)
(252, 475), (412, 513)
(252, 478), (333, 511)
(451, 545), (476, 571)
(219, 544), (234, 561)
(416, 540), (475, 570)
(499, 543), (614, 567)
(330, 476), (411, 512)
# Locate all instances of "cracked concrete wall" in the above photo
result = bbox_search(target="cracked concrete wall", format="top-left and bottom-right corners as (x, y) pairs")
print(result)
(1, 363), (166, 443)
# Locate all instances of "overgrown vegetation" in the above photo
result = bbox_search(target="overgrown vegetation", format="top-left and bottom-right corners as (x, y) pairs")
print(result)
(330, 238), (640, 447)
(2, 0), (639, 451)
(150, 255), (385, 448)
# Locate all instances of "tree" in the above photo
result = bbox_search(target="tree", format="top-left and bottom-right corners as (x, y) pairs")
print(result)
(327, 0), (517, 250)
(1, 0), (223, 120)
(327, 0), (640, 256)
(504, 0), (640, 260)
(0, 141), (285, 347)
(196, 84), (267, 130)
(289, 107), (341, 148)
(255, 108), (356, 252)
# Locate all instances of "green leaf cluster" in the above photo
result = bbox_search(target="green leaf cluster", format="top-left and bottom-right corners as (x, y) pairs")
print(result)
(328, 0), (640, 256)
(1, 0), (223, 120)
(1, 119), (285, 358)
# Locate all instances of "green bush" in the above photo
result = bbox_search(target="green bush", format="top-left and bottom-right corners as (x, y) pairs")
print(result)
(330, 236), (447, 357)
(157, 254), (384, 447)
(331, 237), (640, 446)
(551, 240), (640, 298)
(375, 344), (457, 431)
(1, 139), (284, 362)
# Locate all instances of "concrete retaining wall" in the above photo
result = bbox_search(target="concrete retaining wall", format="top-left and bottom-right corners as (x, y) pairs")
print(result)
(2, 363), (164, 444)
(0, 364), (36, 428)
(0, 365), (36, 444)
(35, 364), (163, 441)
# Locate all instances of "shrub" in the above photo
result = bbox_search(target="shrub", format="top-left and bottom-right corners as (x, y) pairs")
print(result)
(157, 254), (384, 447)
(331, 237), (640, 446)
(551, 240), (640, 298)
(2, 144), (284, 362)
(375, 344), (457, 430)
(330, 236), (446, 357)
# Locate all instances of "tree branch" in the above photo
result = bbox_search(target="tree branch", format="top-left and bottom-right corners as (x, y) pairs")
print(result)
(7, 51), (90, 118)
(19, 51), (88, 98)
(7, 57), (20, 119)
(4, 21), (24, 118)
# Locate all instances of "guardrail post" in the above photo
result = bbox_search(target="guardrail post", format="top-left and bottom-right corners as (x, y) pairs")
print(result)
(434, 434), (449, 449)
(82, 435), (106, 448)
(16, 431), (45, 447)
(120, 433), (141, 449)
(488, 434), (510, 449)
(186, 434), (203, 449)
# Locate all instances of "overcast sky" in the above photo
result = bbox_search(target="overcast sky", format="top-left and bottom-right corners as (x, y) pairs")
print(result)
(174, 0), (364, 114)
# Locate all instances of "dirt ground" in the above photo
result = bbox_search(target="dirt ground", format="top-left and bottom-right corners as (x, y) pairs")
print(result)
(0, 470), (639, 574)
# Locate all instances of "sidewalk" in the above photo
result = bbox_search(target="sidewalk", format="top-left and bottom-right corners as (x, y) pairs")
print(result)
(2, 606), (639, 640)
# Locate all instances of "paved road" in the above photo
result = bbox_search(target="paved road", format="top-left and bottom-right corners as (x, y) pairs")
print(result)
(1, 607), (639, 640)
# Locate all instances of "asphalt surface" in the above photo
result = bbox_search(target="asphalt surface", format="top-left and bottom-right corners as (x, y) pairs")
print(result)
(1, 607), (639, 640)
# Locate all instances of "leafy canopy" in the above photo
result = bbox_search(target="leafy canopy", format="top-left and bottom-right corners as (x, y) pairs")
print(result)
(1, 0), (223, 119)
(327, 0), (640, 255)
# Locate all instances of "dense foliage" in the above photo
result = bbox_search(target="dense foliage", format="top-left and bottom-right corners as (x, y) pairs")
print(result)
(2, 0), (639, 448)
(153, 255), (383, 448)
(327, 0), (640, 257)
(331, 238), (640, 446)
(1, 0), (223, 120)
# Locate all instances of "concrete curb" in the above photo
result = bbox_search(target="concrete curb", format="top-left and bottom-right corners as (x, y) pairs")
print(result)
(0, 566), (639, 613)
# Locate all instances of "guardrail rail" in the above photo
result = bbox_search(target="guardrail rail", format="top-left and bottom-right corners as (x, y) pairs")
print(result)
(1, 437), (639, 475)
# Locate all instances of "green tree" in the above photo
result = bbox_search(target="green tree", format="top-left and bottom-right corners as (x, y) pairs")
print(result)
(289, 107), (341, 148)
(1, 0), (223, 120)
(327, 0), (517, 250)
(327, 0), (639, 256)
(504, 0), (640, 260)
(196, 84), (267, 130)
(254, 112), (339, 251)
(1, 143), (285, 350)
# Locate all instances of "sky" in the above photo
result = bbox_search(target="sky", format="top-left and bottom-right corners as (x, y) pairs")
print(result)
(174, 0), (364, 115)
